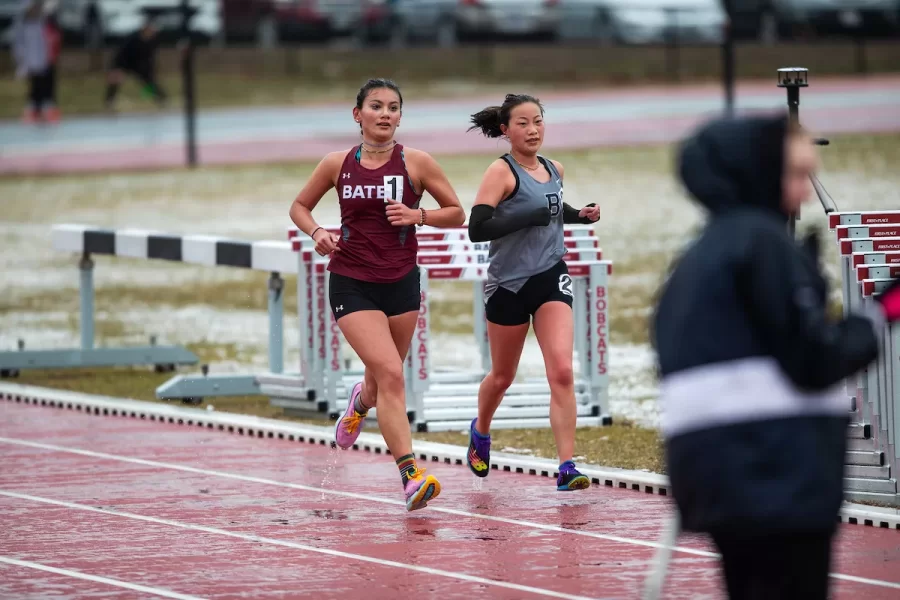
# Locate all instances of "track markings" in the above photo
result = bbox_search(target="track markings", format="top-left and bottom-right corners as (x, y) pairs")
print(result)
(0, 436), (703, 554)
(2, 436), (899, 591)
(0, 490), (600, 600)
(0, 556), (206, 600)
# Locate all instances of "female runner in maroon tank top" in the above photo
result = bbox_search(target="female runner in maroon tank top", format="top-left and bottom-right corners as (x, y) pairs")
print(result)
(289, 79), (465, 512)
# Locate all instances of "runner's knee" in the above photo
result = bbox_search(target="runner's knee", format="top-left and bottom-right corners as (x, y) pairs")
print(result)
(372, 362), (404, 398)
(546, 361), (574, 391)
(490, 369), (516, 392)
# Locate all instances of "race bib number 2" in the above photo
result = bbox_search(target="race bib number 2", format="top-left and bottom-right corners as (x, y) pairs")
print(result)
(558, 274), (574, 298)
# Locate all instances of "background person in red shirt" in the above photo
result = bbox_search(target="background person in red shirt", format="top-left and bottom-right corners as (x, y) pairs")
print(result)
(42, 8), (61, 122)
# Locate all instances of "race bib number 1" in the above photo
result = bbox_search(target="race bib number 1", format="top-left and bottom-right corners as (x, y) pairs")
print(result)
(384, 175), (403, 204)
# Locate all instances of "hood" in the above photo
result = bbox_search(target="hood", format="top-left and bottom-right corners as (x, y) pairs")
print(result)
(677, 113), (789, 220)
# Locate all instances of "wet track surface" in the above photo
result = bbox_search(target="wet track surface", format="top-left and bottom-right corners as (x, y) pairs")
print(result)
(0, 401), (898, 599)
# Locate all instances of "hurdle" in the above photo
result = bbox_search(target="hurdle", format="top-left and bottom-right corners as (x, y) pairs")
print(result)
(829, 210), (900, 504)
(283, 224), (600, 389)
(20, 225), (301, 404)
(26, 223), (613, 432)
(274, 224), (612, 431)
(407, 258), (613, 432)
(0, 225), (199, 378)
(285, 253), (612, 432)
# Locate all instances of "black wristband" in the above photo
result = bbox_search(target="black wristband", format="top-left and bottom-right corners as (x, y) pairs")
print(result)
(562, 202), (596, 224)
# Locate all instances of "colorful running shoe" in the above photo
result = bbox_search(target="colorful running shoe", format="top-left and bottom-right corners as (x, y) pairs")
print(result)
(404, 466), (441, 512)
(467, 418), (491, 478)
(557, 460), (590, 491)
(334, 381), (366, 449)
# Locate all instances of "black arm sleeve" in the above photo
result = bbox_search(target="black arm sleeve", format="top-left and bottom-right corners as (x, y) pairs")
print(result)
(467, 204), (550, 242)
(562, 202), (596, 224)
(741, 227), (881, 391)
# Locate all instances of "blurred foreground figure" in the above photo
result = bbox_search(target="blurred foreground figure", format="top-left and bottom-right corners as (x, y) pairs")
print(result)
(104, 19), (167, 111)
(651, 114), (900, 599)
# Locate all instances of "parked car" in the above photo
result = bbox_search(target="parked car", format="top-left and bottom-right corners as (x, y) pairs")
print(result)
(763, 0), (899, 39)
(0, 0), (19, 35)
(0, 0), (19, 48)
(220, 0), (278, 45)
(272, 0), (392, 43)
(558, 0), (725, 44)
(389, 0), (458, 47)
(55, 0), (222, 46)
(455, 0), (561, 41)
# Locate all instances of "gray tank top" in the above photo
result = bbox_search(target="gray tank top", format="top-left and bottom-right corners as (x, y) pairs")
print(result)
(484, 154), (566, 300)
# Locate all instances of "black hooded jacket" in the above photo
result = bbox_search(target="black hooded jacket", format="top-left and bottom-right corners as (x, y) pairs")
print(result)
(652, 114), (881, 535)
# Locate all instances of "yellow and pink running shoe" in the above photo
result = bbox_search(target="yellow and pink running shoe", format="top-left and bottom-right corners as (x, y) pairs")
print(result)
(334, 382), (366, 449)
(404, 466), (441, 512)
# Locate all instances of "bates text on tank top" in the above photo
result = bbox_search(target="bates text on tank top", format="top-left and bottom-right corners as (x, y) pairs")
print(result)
(327, 143), (423, 284)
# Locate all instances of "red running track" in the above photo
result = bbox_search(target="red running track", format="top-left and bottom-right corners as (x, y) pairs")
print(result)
(0, 400), (898, 599)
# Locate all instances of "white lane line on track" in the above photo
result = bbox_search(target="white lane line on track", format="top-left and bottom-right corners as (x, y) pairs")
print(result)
(0, 490), (599, 600)
(0, 436), (704, 554)
(2, 436), (899, 591)
(0, 556), (206, 600)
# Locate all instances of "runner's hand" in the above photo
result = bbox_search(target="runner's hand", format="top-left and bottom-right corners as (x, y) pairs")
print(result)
(579, 203), (600, 223)
(313, 228), (341, 256)
(386, 199), (419, 226)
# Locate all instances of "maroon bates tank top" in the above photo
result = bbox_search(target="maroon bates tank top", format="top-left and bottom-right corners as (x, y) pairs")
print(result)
(327, 144), (423, 283)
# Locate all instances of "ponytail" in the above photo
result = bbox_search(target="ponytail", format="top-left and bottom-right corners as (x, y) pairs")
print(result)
(467, 93), (544, 139)
(468, 106), (505, 138)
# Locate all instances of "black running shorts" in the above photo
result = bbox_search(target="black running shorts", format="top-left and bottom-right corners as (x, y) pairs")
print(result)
(328, 267), (421, 320)
(485, 260), (574, 326)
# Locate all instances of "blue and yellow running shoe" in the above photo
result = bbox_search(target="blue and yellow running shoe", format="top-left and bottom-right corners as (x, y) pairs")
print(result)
(467, 418), (491, 478)
(557, 460), (590, 491)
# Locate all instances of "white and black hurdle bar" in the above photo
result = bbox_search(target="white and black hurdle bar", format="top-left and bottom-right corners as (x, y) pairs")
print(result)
(10, 224), (300, 404)
(27, 224), (612, 432)
(831, 211), (900, 500)
(0, 225), (202, 378)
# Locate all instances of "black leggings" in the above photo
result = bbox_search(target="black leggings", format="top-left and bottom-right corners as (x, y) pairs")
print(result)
(106, 66), (167, 105)
(27, 66), (56, 110)
(710, 530), (833, 600)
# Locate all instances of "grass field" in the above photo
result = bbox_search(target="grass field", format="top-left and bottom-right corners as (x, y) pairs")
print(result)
(0, 71), (523, 120)
(3, 132), (899, 473)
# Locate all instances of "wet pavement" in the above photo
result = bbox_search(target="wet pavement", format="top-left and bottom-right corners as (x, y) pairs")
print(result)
(0, 400), (898, 599)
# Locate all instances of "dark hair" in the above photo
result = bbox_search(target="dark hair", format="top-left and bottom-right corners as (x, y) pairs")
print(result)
(468, 94), (544, 138)
(356, 78), (403, 110)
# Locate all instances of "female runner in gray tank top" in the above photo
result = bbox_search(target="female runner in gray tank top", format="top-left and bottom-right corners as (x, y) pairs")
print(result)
(464, 94), (600, 491)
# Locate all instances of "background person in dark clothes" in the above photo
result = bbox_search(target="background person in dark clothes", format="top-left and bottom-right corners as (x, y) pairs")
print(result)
(104, 18), (167, 111)
(12, 0), (57, 123)
(651, 114), (900, 600)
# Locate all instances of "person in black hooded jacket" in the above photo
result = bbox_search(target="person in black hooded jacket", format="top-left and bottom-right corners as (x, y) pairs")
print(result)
(651, 113), (900, 599)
